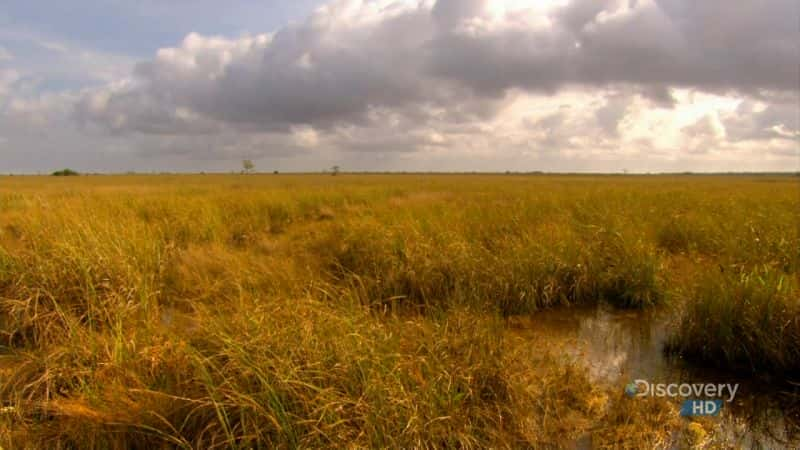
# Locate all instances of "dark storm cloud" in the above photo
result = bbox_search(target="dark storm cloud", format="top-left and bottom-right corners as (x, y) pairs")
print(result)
(430, 0), (798, 95)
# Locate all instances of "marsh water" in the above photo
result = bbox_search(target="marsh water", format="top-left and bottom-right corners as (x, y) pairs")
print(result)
(509, 305), (799, 449)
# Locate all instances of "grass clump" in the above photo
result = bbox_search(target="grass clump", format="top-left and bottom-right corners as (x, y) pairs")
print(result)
(321, 221), (666, 314)
(0, 298), (604, 448)
(587, 229), (665, 309)
(656, 214), (720, 255)
(320, 221), (463, 312)
(592, 392), (679, 449)
(667, 266), (800, 378)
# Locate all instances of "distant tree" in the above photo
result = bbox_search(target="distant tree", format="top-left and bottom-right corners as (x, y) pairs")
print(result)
(242, 159), (255, 174)
(331, 165), (340, 176)
(52, 168), (79, 176)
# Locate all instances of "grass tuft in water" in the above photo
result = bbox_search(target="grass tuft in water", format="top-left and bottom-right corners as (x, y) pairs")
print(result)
(667, 266), (800, 378)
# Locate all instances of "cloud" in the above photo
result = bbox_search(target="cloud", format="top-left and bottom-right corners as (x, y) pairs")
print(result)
(0, 45), (12, 62)
(0, 27), (136, 88)
(431, 0), (487, 29)
(77, 0), (798, 138)
(722, 100), (800, 142)
(0, 69), (20, 98)
(595, 93), (633, 137)
(4, 0), (799, 172)
(681, 114), (725, 154)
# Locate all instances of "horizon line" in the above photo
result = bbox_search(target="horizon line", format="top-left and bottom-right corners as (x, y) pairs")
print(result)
(4, 171), (799, 176)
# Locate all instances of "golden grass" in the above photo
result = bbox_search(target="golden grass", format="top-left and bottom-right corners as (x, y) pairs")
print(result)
(0, 174), (798, 448)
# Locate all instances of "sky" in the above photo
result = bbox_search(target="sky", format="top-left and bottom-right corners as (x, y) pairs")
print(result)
(0, 0), (798, 173)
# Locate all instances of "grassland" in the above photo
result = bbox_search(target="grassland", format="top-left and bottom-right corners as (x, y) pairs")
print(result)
(0, 174), (798, 448)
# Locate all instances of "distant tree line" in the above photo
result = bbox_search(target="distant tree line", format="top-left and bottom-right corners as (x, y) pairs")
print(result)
(52, 169), (80, 176)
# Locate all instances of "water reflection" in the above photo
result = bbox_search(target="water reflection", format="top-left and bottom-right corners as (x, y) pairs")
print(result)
(508, 304), (799, 449)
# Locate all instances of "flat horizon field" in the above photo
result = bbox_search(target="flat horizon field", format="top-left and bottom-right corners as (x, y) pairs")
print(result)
(1, 174), (798, 448)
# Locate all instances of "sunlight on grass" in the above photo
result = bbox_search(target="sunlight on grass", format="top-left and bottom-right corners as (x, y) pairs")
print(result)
(0, 174), (797, 447)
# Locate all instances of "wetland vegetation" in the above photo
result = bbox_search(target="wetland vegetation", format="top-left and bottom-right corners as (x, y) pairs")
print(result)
(0, 174), (797, 448)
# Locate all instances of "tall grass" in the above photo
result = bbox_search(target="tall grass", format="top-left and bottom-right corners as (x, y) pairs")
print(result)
(667, 266), (800, 377)
(0, 174), (798, 447)
(320, 218), (664, 314)
(1, 296), (608, 448)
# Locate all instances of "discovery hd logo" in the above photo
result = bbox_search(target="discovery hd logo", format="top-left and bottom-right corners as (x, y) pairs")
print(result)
(625, 379), (739, 417)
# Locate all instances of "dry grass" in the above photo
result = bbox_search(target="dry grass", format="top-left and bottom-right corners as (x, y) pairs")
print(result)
(666, 267), (800, 377)
(0, 174), (798, 448)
